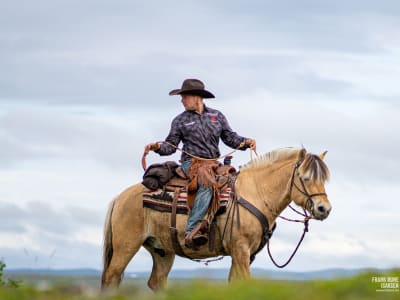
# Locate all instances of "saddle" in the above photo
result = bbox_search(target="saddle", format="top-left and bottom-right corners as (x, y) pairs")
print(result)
(171, 161), (236, 253)
(165, 164), (235, 195)
(142, 159), (237, 254)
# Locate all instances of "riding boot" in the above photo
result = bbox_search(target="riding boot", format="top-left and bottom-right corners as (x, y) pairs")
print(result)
(185, 220), (209, 249)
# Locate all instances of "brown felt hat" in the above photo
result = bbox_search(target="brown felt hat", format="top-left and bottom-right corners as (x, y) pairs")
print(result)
(169, 79), (215, 99)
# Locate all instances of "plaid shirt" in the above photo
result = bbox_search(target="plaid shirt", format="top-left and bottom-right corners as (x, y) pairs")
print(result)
(157, 106), (249, 161)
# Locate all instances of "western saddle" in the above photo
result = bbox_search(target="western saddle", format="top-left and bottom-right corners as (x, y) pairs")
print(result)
(163, 158), (237, 253)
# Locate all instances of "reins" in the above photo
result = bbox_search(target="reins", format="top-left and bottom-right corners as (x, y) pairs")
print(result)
(163, 141), (248, 161)
(266, 218), (310, 268)
(265, 160), (327, 268)
(141, 141), (252, 170)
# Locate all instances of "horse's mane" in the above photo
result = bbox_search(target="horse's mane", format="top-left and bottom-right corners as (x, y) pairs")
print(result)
(240, 147), (304, 170)
(241, 147), (330, 183)
(299, 154), (330, 182)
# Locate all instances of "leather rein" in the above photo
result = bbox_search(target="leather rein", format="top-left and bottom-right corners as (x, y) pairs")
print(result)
(141, 141), (248, 171)
(239, 159), (327, 268)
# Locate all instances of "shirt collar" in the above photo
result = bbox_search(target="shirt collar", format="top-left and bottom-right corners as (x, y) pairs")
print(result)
(186, 104), (209, 115)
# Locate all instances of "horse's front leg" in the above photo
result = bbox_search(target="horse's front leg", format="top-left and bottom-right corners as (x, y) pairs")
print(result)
(146, 248), (175, 291)
(228, 243), (251, 281)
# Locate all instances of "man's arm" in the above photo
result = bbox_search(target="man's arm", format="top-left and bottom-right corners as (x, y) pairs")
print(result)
(219, 113), (256, 150)
(147, 117), (182, 156)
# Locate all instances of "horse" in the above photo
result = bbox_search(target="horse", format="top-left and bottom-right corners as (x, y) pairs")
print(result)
(101, 148), (332, 291)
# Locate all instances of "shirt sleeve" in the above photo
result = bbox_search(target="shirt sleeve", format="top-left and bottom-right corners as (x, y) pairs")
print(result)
(219, 112), (249, 150)
(156, 116), (182, 156)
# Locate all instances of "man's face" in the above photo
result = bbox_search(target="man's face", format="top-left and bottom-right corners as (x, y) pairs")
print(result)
(181, 94), (202, 111)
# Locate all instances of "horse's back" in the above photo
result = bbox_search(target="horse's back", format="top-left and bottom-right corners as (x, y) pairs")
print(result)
(116, 182), (144, 203)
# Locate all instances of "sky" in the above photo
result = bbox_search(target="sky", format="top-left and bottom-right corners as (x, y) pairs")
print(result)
(1, 0), (399, 275)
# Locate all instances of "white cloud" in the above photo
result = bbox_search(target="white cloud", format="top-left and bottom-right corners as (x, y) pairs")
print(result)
(1, 0), (399, 273)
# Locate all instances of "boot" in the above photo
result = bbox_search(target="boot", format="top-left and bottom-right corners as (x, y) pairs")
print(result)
(184, 220), (209, 249)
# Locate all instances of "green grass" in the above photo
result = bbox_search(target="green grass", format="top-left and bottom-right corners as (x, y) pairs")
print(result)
(1, 269), (398, 300)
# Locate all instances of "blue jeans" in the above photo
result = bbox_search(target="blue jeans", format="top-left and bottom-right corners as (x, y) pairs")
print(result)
(181, 160), (213, 234)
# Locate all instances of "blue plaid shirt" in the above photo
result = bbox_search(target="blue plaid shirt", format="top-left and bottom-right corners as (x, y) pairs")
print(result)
(156, 106), (249, 161)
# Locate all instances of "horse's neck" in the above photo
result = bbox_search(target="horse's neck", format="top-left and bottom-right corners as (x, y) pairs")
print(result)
(236, 160), (294, 222)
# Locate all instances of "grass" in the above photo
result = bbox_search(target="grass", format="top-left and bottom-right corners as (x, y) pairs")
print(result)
(0, 269), (398, 300)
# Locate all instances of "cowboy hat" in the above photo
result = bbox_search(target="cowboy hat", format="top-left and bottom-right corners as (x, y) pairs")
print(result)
(169, 79), (215, 99)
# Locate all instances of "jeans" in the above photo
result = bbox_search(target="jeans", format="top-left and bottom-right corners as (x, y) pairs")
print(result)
(181, 160), (213, 234)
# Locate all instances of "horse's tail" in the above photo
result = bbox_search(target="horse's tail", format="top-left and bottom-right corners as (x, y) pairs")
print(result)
(101, 198), (116, 287)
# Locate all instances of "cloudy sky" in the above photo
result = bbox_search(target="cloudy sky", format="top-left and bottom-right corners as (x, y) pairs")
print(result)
(1, 0), (399, 275)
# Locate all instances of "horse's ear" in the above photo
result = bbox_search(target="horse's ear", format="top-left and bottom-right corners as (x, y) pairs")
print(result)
(319, 150), (328, 160)
(298, 148), (307, 160)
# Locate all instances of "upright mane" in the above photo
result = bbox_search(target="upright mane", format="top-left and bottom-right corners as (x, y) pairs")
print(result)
(241, 147), (330, 183)
(299, 154), (330, 183)
(240, 147), (304, 170)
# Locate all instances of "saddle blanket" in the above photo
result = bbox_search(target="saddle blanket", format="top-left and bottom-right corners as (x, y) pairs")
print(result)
(143, 187), (232, 215)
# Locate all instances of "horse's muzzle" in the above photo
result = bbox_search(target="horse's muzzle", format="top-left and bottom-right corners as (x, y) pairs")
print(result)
(311, 199), (332, 220)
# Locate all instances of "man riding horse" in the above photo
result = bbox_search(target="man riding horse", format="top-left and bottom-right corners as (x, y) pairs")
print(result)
(145, 78), (256, 249)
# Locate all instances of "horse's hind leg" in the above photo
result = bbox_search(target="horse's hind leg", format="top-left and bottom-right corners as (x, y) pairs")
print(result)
(102, 186), (145, 289)
(102, 238), (143, 289)
(145, 245), (175, 291)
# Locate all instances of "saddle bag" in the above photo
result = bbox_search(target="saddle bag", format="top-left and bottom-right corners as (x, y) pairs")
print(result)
(142, 161), (179, 190)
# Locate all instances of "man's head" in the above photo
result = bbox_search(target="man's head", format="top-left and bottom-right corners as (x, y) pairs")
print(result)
(180, 94), (203, 112)
(169, 79), (215, 99)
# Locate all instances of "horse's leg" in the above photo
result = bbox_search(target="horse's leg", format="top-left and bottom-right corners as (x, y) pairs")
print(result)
(101, 185), (145, 289)
(145, 247), (175, 291)
(228, 244), (251, 281)
(102, 237), (144, 289)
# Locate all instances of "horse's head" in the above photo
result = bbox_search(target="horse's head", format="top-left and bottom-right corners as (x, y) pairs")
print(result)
(291, 150), (332, 220)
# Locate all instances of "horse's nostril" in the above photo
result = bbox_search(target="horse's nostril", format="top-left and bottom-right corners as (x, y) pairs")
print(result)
(317, 205), (326, 213)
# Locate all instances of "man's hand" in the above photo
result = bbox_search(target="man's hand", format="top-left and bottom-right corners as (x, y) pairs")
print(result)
(144, 142), (160, 154)
(245, 138), (256, 151)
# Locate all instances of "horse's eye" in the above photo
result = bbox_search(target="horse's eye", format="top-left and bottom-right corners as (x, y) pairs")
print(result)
(302, 177), (310, 182)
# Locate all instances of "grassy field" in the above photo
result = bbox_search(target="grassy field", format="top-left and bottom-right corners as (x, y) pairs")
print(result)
(1, 269), (399, 300)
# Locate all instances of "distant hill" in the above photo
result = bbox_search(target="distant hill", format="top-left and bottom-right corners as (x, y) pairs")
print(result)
(5, 267), (388, 280)
(5, 268), (101, 276)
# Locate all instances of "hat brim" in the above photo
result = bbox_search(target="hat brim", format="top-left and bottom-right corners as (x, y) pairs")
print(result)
(169, 88), (215, 99)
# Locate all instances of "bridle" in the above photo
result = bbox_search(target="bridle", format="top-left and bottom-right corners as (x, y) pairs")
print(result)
(287, 160), (328, 218)
(266, 159), (328, 268)
(289, 161), (327, 215)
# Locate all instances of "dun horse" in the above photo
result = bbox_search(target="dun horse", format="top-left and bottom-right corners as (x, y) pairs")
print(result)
(101, 148), (332, 290)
